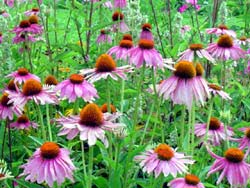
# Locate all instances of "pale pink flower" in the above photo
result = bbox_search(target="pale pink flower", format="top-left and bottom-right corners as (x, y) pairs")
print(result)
(208, 83), (231, 100)
(232, 128), (250, 155)
(12, 19), (42, 35)
(194, 117), (234, 146)
(6, 68), (40, 84)
(4, 0), (14, 7)
(234, 36), (250, 46)
(114, 0), (127, 8)
(180, 25), (190, 34)
(0, 10), (10, 18)
(92, 0), (113, 9)
(10, 114), (38, 129)
(55, 74), (98, 102)
(80, 54), (132, 83)
(140, 23), (153, 40)
(158, 61), (210, 110)
(168, 174), (205, 188)
(24, 7), (40, 16)
(206, 34), (246, 60)
(112, 11), (129, 33)
(96, 30), (112, 44)
(206, 146), (250, 186)
(206, 24), (236, 38)
(134, 144), (194, 178)
(127, 39), (164, 69)
(20, 142), (76, 187)
(57, 103), (122, 147)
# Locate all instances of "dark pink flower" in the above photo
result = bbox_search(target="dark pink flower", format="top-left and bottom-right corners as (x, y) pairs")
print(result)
(96, 30), (112, 44)
(4, 0), (14, 7)
(6, 68), (40, 84)
(206, 24), (236, 38)
(112, 11), (129, 33)
(114, 0), (127, 8)
(168, 174), (205, 188)
(107, 38), (133, 60)
(24, 7), (40, 16)
(140, 23), (153, 40)
(10, 114), (38, 129)
(178, 4), (188, 13)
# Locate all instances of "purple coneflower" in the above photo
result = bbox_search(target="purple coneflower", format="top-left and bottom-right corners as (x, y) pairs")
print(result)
(112, 11), (129, 33)
(4, 0), (14, 7)
(92, 0), (113, 9)
(168, 174), (205, 188)
(12, 20), (38, 35)
(178, 4), (188, 13)
(6, 68), (40, 84)
(0, 10), (10, 18)
(127, 39), (164, 69)
(27, 15), (43, 34)
(20, 142), (76, 187)
(208, 83), (231, 100)
(100, 103), (121, 121)
(24, 7), (40, 16)
(207, 147), (250, 186)
(5, 79), (18, 94)
(10, 114), (38, 129)
(57, 103), (122, 147)
(194, 117), (234, 146)
(96, 30), (112, 44)
(44, 75), (58, 87)
(158, 61), (210, 110)
(232, 128), (250, 155)
(80, 54), (132, 83)
(107, 35), (133, 60)
(235, 36), (250, 46)
(55, 74), (98, 102)
(134, 143), (194, 178)
(7, 79), (58, 108)
(140, 23), (153, 40)
(206, 34), (246, 60)
(114, 0), (127, 8)
(0, 93), (22, 120)
(178, 44), (215, 63)
(206, 24), (236, 38)
(13, 33), (38, 44)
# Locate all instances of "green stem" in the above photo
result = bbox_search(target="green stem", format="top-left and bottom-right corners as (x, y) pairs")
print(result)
(187, 106), (192, 154)
(81, 141), (87, 187)
(88, 146), (94, 188)
(204, 98), (214, 144)
(191, 104), (196, 156)
(180, 106), (186, 149)
(46, 104), (53, 141)
(106, 79), (111, 113)
(73, 99), (79, 115)
(37, 105), (46, 141)
(120, 79), (125, 114)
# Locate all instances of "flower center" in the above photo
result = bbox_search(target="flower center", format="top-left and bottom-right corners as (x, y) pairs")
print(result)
(209, 117), (221, 130)
(245, 128), (250, 139)
(29, 15), (39, 24)
(185, 174), (200, 185)
(22, 79), (42, 96)
(119, 40), (133, 49)
(225, 148), (244, 163)
(240, 36), (247, 41)
(112, 11), (124, 21)
(100, 29), (107, 35)
(0, 32), (2, 36)
(138, 39), (154, 50)
(19, 20), (31, 28)
(218, 24), (228, 30)
(100, 103), (117, 113)
(142, 23), (152, 31)
(17, 68), (29, 76)
(122, 34), (132, 41)
(0, 93), (12, 107)
(69, 74), (84, 84)
(174, 61), (196, 79)
(189, 43), (203, 51)
(45, 75), (58, 86)
(217, 34), (233, 48)
(32, 8), (39, 12)
(0, 173), (4, 178)
(154, 144), (174, 161)
(40, 142), (60, 159)
(95, 54), (116, 72)
(17, 115), (29, 124)
(208, 84), (221, 91)
(7, 80), (17, 91)
(79, 103), (104, 127)
(196, 63), (204, 76)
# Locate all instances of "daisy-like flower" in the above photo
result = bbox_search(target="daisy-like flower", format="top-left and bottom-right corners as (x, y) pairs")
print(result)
(55, 74), (98, 102)
(208, 83), (231, 100)
(206, 34), (246, 61)
(44, 75), (58, 86)
(134, 143), (194, 178)
(0, 167), (13, 181)
(194, 117), (234, 146)
(4, 0), (14, 7)
(0, 93), (22, 120)
(27, 15), (43, 34)
(10, 114), (38, 129)
(24, 7), (40, 16)
(158, 61), (210, 110)
(114, 0), (127, 8)
(168, 174), (205, 188)
(12, 33), (38, 44)
(0, 32), (2, 44)
(235, 36), (250, 46)
(12, 20), (38, 35)
(7, 79), (58, 108)
(207, 147), (250, 186)
(127, 39), (164, 69)
(140, 23), (153, 40)
(6, 68), (40, 84)
(206, 24), (236, 38)
(80, 54), (132, 83)
(100, 103), (121, 121)
(57, 103), (122, 147)
(178, 43), (215, 63)
(20, 142), (76, 187)
(107, 36), (133, 60)
(0, 10), (10, 18)
(112, 11), (129, 33)
(232, 128), (250, 155)
(96, 29), (112, 44)
(180, 25), (191, 35)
